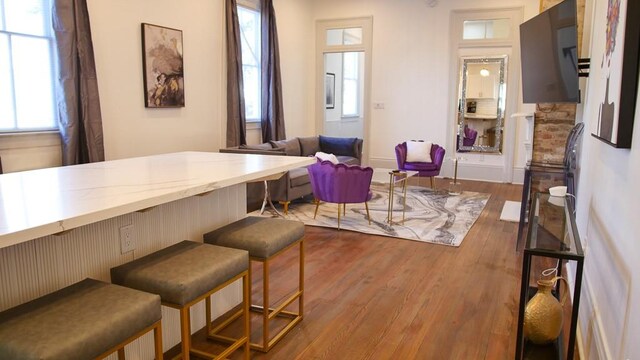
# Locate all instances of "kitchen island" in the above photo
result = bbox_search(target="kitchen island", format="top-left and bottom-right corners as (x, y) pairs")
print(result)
(0, 151), (315, 358)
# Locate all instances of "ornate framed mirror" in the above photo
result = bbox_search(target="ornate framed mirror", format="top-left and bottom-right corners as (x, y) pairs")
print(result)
(456, 55), (508, 153)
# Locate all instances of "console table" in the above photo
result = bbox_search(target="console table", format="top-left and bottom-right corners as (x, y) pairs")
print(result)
(515, 192), (584, 359)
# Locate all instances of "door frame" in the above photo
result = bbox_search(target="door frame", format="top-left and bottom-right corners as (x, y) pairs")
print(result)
(315, 17), (373, 165)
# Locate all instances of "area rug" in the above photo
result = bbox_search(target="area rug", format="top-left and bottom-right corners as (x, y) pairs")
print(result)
(251, 184), (490, 247)
(500, 200), (521, 222)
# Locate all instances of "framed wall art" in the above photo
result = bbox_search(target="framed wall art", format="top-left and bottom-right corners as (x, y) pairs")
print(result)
(141, 23), (185, 108)
(590, 0), (640, 148)
(325, 73), (335, 109)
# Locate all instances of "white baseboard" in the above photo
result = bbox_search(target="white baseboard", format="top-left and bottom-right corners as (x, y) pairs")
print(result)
(369, 158), (526, 184)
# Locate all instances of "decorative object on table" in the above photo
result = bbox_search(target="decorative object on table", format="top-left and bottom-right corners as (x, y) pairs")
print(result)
(448, 156), (464, 195)
(325, 73), (335, 109)
(307, 160), (373, 229)
(141, 23), (185, 108)
(395, 141), (445, 189)
(252, 183), (490, 247)
(524, 276), (569, 344)
(590, 0), (639, 148)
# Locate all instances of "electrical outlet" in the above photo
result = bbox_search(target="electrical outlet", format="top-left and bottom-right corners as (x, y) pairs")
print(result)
(120, 225), (135, 254)
(373, 102), (385, 109)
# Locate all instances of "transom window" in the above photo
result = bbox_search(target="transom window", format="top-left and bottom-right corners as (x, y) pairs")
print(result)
(463, 19), (511, 40)
(237, 4), (261, 122)
(0, 0), (57, 132)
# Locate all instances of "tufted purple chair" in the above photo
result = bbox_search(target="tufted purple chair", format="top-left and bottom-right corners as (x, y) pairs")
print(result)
(307, 160), (373, 229)
(395, 142), (446, 189)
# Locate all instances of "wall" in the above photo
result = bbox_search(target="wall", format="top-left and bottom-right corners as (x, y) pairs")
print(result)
(309, 0), (539, 183)
(573, 0), (639, 357)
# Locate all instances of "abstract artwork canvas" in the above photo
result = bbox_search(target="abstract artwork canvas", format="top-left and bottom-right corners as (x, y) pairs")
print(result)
(142, 23), (185, 108)
(590, 0), (639, 148)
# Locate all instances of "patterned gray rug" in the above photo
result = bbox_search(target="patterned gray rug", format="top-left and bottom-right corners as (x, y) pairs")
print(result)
(252, 184), (490, 247)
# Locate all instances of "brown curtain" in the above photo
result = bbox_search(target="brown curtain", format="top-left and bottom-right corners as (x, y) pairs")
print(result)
(260, 0), (286, 142)
(226, 0), (247, 147)
(52, 0), (104, 165)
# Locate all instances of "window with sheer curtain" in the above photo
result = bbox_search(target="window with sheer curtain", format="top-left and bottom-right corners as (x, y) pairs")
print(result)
(342, 52), (360, 117)
(237, 4), (261, 123)
(0, 0), (57, 132)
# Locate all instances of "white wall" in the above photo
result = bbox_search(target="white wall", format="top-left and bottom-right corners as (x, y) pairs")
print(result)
(87, 0), (223, 160)
(309, 0), (539, 177)
(574, 0), (640, 358)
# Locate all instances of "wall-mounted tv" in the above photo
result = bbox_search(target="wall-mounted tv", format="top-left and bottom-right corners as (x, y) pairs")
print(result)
(520, 0), (579, 103)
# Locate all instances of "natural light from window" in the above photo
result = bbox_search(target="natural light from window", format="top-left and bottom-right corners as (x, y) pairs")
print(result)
(342, 52), (360, 117)
(463, 19), (510, 40)
(238, 5), (261, 122)
(0, 0), (56, 132)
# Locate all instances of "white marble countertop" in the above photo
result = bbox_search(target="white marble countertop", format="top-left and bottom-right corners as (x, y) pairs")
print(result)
(0, 152), (315, 249)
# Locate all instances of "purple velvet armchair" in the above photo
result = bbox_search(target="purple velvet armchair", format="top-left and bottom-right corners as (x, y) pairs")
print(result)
(457, 126), (478, 151)
(307, 160), (374, 229)
(395, 142), (446, 189)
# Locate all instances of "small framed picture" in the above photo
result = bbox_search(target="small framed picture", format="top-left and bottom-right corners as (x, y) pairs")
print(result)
(141, 23), (185, 108)
(325, 73), (335, 109)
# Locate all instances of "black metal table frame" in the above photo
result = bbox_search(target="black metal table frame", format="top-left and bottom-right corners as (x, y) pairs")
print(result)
(515, 193), (584, 360)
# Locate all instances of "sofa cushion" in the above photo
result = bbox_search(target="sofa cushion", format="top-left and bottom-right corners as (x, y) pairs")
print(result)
(403, 162), (439, 171)
(336, 155), (359, 165)
(319, 135), (357, 157)
(289, 167), (310, 187)
(406, 141), (433, 163)
(298, 136), (321, 156)
(270, 139), (301, 156)
(240, 143), (273, 151)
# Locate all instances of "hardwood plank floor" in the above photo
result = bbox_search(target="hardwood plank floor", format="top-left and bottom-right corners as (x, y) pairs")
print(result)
(178, 178), (526, 359)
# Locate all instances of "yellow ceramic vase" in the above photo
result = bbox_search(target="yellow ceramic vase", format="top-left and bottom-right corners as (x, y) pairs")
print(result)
(523, 276), (568, 344)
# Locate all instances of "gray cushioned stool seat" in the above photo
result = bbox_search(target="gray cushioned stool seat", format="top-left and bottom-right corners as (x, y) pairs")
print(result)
(0, 278), (161, 360)
(203, 217), (305, 259)
(111, 240), (248, 306)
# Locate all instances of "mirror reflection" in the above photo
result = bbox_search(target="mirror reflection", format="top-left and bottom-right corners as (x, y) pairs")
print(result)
(456, 56), (507, 153)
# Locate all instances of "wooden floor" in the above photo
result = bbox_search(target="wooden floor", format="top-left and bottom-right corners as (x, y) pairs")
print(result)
(180, 178), (526, 359)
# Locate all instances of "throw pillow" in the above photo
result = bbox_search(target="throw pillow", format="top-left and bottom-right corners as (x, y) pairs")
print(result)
(319, 135), (357, 156)
(269, 139), (302, 156)
(298, 136), (321, 156)
(315, 151), (339, 164)
(406, 141), (433, 163)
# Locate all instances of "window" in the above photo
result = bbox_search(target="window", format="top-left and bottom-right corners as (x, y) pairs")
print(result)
(342, 52), (360, 117)
(0, 0), (57, 132)
(237, 4), (261, 122)
(462, 19), (511, 40)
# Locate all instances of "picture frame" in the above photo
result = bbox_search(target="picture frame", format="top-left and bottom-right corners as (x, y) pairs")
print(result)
(325, 73), (335, 109)
(590, 0), (640, 148)
(141, 23), (185, 108)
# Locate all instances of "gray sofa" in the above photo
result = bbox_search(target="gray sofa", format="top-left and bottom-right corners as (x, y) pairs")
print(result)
(220, 135), (363, 212)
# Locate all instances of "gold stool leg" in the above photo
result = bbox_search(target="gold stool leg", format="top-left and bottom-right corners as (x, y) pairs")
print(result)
(337, 203), (341, 229)
(299, 239), (305, 316)
(154, 322), (163, 360)
(243, 272), (250, 359)
(430, 176), (435, 189)
(117, 348), (125, 360)
(263, 259), (270, 352)
(180, 307), (191, 360)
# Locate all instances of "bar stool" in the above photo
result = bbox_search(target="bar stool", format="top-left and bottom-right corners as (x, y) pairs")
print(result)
(203, 217), (304, 352)
(0, 278), (162, 360)
(111, 240), (250, 360)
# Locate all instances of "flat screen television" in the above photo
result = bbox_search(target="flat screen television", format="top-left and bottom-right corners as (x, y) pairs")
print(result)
(520, 0), (579, 103)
